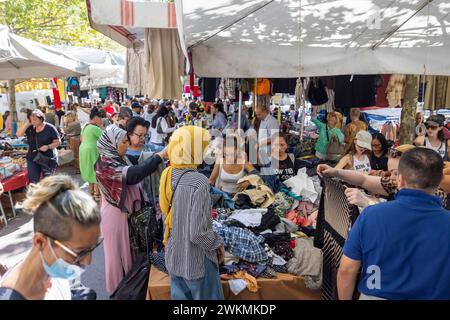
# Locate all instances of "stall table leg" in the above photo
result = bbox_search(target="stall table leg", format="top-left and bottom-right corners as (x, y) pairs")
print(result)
(8, 191), (16, 218)
(0, 200), (7, 226)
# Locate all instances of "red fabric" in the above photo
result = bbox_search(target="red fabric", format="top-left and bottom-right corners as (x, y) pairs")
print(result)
(443, 127), (450, 140)
(2, 170), (29, 192)
(52, 78), (62, 110)
(105, 105), (115, 115)
(376, 75), (391, 108)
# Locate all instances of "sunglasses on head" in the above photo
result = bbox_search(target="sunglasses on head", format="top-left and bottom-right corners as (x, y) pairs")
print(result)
(388, 148), (402, 158)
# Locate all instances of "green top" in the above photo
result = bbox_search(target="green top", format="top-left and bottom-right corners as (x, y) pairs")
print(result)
(311, 117), (344, 155)
(81, 124), (102, 146)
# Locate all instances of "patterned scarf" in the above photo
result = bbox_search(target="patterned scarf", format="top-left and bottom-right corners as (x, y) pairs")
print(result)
(95, 125), (130, 208)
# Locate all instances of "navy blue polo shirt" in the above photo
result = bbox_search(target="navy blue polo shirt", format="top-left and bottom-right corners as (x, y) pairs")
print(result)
(343, 189), (450, 300)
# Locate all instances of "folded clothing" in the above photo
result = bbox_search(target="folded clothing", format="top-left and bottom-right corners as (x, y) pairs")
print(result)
(228, 208), (267, 227)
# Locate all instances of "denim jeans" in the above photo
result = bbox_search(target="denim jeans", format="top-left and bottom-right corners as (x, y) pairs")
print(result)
(27, 159), (57, 183)
(149, 143), (165, 153)
(170, 257), (224, 300)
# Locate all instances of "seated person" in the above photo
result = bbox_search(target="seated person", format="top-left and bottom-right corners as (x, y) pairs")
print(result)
(270, 132), (306, 182)
(208, 135), (255, 195)
(369, 132), (389, 173)
(335, 131), (372, 173)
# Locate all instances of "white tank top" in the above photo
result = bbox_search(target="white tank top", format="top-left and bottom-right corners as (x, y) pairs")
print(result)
(219, 166), (245, 194)
(352, 154), (371, 173)
(425, 137), (447, 159)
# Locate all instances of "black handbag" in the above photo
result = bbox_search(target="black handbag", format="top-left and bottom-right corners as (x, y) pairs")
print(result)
(110, 211), (152, 300)
(32, 133), (53, 168)
(128, 189), (159, 253)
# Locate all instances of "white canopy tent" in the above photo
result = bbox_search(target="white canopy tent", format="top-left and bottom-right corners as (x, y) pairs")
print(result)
(0, 25), (89, 80)
(57, 46), (127, 90)
(87, 0), (450, 77)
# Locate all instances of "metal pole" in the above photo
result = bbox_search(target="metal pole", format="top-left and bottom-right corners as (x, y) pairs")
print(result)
(238, 90), (242, 134)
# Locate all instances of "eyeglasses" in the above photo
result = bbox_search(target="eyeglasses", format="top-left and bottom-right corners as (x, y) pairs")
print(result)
(371, 143), (382, 147)
(45, 234), (103, 265)
(425, 125), (439, 130)
(131, 132), (149, 140)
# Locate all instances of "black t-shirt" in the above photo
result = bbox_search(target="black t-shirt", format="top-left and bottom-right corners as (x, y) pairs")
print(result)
(0, 287), (26, 300)
(25, 123), (60, 160)
(272, 155), (305, 182)
(370, 154), (388, 171)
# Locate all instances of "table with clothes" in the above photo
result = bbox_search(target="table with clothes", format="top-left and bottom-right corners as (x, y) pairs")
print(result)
(146, 172), (324, 300)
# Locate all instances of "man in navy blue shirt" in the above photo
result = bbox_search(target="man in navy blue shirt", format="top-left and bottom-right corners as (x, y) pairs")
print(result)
(338, 147), (450, 300)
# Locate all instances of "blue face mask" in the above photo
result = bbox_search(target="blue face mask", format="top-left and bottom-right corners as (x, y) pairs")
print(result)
(40, 239), (85, 281)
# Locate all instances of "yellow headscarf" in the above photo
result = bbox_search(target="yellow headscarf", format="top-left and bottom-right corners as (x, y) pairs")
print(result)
(159, 126), (211, 246)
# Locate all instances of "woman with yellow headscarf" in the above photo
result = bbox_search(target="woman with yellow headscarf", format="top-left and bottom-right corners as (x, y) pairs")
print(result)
(159, 126), (225, 300)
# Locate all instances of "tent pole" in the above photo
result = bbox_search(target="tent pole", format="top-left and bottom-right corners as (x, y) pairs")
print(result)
(238, 89), (242, 134)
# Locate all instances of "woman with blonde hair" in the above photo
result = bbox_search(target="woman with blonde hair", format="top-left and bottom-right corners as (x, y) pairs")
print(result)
(0, 175), (101, 300)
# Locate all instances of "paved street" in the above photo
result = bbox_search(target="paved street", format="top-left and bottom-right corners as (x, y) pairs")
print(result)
(0, 165), (109, 300)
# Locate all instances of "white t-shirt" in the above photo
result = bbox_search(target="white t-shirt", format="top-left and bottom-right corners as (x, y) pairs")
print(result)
(150, 117), (175, 144)
(353, 154), (372, 173)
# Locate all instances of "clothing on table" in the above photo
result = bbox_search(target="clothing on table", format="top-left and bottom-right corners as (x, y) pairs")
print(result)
(79, 124), (103, 184)
(213, 221), (268, 263)
(352, 154), (372, 173)
(228, 279), (248, 295)
(287, 237), (323, 290)
(272, 154), (306, 182)
(344, 120), (368, 145)
(210, 187), (235, 209)
(273, 192), (296, 218)
(233, 193), (257, 210)
(311, 118), (344, 156)
(233, 175), (275, 208)
(369, 154), (388, 171)
(274, 217), (299, 234)
(344, 189), (450, 300)
(228, 208), (267, 228)
(248, 208), (280, 233)
(224, 271), (258, 293)
(170, 256), (224, 300)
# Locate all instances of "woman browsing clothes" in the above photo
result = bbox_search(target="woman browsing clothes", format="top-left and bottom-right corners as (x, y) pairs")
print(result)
(335, 130), (372, 173)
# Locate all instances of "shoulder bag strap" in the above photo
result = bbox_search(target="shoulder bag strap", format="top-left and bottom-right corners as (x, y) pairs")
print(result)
(168, 169), (194, 211)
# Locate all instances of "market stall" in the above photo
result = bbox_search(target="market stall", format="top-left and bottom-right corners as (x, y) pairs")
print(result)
(146, 267), (321, 300)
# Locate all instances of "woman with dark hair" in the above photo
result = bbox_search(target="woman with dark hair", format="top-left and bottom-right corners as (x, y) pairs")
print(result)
(149, 105), (175, 152)
(414, 115), (450, 160)
(270, 132), (305, 182)
(79, 107), (105, 200)
(370, 132), (389, 172)
(17, 109), (61, 183)
(125, 117), (151, 165)
(211, 103), (228, 131)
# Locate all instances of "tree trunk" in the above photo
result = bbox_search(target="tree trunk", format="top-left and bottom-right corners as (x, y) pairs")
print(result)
(398, 75), (419, 145)
(7, 80), (16, 115)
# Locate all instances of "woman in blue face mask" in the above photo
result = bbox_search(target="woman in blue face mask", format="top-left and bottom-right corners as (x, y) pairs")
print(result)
(0, 175), (102, 300)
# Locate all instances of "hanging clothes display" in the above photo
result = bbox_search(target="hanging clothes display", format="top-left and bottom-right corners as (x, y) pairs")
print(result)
(385, 74), (406, 108)
(272, 78), (297, 95)
(306, 78), (328, 106)
(423, 76), (450, 110)
(200, 78), (219, 102)
(334, 75), (376, 116)
(144, 28), (184, 99)
(256, 78), (271, 96)
(126, 45), (148, 96)
(67, 77), (81, 97)
(225, 79), (237, 100)
(380, 121), (398, 141)
(376, 74), (391, 108)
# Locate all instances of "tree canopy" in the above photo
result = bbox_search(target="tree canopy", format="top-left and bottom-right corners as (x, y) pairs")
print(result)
(0, 0), (123, 51)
